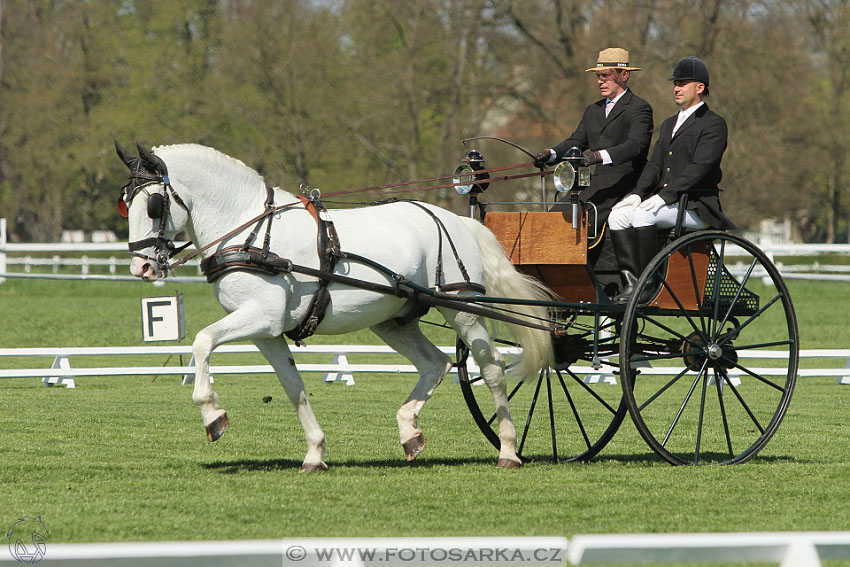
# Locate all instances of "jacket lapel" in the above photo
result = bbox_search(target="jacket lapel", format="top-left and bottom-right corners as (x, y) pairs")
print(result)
(601, 90), (631, 130)
(671, 103), (708, 141)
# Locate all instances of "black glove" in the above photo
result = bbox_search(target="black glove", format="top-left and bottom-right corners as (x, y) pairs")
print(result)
(582, 150), (602, 166)
(532, 149), (553, 169)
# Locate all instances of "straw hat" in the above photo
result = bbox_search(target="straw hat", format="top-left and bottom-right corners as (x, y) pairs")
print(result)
(585, 47), (641, 72)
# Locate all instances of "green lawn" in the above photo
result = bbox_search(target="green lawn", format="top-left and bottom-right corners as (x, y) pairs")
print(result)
(0, 278), (849, 545)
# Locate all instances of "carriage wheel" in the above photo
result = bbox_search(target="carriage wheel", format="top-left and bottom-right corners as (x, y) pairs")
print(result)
(457, 329), (629, 463)
(619, 230), (798, 465)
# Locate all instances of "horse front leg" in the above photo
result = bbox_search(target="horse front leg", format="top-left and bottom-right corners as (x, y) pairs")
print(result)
(191, 304), (282, 442)
(253, 337), (327, 472)
(443, 309), (521, 468)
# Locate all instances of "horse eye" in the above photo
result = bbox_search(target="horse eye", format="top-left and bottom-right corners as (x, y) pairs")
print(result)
(147, 192), (165, 219)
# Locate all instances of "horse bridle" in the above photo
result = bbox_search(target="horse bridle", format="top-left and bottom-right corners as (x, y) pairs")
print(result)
(117, 165), (191, 277)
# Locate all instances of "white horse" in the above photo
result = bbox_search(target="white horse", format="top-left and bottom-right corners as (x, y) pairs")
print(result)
(116, 142), (554, 471)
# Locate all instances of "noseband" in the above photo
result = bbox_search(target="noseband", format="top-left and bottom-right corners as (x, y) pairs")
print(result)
(118, 167), (190, 277)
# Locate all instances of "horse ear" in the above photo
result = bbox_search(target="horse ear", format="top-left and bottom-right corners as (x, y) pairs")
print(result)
(136, 142), (168, 176)
(115, 140), (139, 170)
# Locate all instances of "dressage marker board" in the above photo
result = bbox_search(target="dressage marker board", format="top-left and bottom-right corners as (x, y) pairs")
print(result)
(140, 294), (185, 342)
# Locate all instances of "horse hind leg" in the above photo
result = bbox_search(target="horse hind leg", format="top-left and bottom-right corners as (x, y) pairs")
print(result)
(440, 307), (521, 468)
(370, 320), (452, 462)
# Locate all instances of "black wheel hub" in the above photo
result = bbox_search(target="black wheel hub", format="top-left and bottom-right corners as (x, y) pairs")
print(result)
(681, 331), (738, 371)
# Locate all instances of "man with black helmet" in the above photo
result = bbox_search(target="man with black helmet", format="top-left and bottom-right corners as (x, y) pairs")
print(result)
(532, 47), (654, 228)
(608, 56), (736, 305)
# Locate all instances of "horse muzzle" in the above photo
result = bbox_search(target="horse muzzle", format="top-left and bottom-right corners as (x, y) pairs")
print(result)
(130, 255), (163, 281)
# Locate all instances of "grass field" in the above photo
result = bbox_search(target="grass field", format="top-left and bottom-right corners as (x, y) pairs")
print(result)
(1, 278), (849, 550)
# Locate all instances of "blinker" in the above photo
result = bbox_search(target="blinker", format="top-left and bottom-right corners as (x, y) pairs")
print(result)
(117, 194), (129, 218)
(147, 192), (165, 219)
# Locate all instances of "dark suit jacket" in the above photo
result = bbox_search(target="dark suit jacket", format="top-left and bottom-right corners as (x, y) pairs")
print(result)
(550, 89), (653, 223)
(634, 103), (736, 230)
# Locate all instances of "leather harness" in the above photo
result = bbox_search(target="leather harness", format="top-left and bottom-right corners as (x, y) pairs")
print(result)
(200, 195), (484, 342)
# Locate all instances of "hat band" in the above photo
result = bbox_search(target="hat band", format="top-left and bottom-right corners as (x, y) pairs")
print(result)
(595, 62), (630, 68)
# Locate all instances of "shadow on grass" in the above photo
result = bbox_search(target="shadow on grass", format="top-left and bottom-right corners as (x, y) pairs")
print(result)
(585, 452), (799, 465)
(201, 455), (496, 473)
(201, 451), (800, 473)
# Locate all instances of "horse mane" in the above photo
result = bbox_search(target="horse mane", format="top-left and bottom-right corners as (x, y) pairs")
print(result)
(152, 143), (269, 195)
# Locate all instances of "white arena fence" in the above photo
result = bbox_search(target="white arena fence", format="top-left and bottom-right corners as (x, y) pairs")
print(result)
(0, 344), (848, 388)
(0, 533), (848, 566)
(2, 218), (850, 283)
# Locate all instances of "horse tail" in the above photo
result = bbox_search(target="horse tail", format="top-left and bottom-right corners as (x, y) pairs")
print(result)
(459, 217), (555, 379)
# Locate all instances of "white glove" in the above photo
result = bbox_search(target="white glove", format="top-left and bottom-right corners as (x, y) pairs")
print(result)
(638, 194), (666, 214)
(612, 194), (641, 211)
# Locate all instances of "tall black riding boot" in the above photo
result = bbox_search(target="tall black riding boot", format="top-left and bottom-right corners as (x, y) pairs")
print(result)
(611, 228), (641, 304)
(635, 225), (661, 304)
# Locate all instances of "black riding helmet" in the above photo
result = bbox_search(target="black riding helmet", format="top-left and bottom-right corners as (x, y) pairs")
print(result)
(669, 56), (710, 96)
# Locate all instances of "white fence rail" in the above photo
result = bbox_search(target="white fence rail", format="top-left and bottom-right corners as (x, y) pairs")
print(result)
(0, 344), (848, 389)
(0, 533), (848, 566)
(3, 219), (850, 282)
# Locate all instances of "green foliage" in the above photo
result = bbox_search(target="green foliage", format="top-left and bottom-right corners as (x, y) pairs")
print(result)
(1, 0), (849, 242)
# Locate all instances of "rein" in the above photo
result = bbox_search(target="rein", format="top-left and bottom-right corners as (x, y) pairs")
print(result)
(167, 161), (550, 270)
(168, 197), (303, 272)
(318, 161), (550, 199)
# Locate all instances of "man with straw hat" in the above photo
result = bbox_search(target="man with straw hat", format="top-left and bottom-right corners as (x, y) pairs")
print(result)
(533, 47), (654, 232)
(607, 56), (736, 305)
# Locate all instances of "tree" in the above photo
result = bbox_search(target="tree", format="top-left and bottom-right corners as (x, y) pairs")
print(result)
(803, 0), (850, 242)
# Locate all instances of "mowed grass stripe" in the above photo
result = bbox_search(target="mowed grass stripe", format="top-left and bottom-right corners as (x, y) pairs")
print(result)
(0, 278), (849, 543)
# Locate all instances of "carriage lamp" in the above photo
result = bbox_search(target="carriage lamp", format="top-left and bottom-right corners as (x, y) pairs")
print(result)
(453, 163), (475, 195)
(454, 150), (489, 195)
(553, 147), (590, 228)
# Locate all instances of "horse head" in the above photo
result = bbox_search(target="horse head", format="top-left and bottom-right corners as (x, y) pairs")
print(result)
(115, 141), (191, 281)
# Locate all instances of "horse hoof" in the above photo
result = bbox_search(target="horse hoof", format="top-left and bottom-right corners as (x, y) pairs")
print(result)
(299, 462), (328, 473)
(402, 433), (426, 461)
(496, 458), (522, 469)
(205, 412), (229, 442)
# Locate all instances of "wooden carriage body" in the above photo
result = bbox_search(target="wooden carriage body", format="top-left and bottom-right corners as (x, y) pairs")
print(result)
(483, 211), (712, 309)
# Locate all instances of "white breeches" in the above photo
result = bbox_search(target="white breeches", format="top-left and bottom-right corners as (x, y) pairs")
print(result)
(609, 202), (709, 231)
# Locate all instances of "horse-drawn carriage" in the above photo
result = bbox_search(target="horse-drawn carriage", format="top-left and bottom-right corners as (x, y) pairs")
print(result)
(455, 146), (797, 466)
(116, 141), (797, 470)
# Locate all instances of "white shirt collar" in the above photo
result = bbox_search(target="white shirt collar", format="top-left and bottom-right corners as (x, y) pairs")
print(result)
(672, 101), (704, 135)
(607, 88), (629, 106)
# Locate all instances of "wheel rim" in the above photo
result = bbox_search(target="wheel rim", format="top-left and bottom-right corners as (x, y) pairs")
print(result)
(457, 324), (629, 463)
(620, 231), (798, 465)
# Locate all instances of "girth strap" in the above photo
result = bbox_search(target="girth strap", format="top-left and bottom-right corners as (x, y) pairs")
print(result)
(283, 194), (342, 342)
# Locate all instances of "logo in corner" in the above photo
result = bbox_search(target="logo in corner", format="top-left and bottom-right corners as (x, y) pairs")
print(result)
(7, 516), (49, 564)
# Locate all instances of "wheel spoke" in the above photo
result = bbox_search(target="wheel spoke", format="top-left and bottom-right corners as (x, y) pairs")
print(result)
(654, 276), (708, 342)
(694, 369), (710, 464)
(720, 370), (766, 434)
(662, 359), (708, 447)
(564, 367), (618, 414)
(716, 293), (785, 344)
(545, 370), (558, 462)
(556, 370), (592, 450)
(517, 370), (545, 456)
(730, 339), (795, 351)
(714, 368), (735, 458)
(716, 255), (759, 333)
(637, 365), (692, 412)
(632, 314), (706, 357)
(725, 357), (787, 392)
